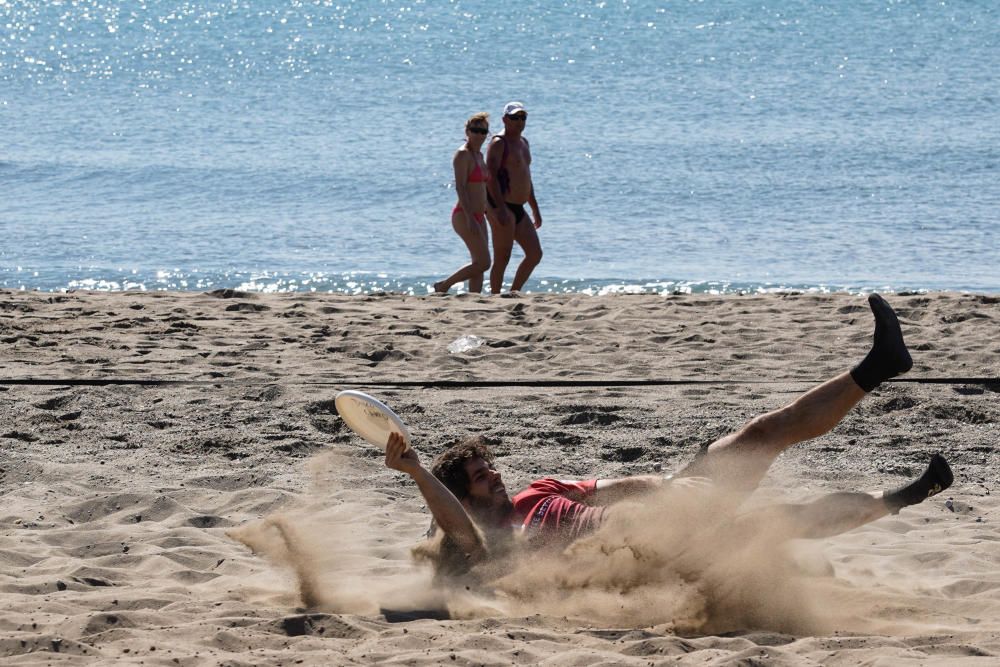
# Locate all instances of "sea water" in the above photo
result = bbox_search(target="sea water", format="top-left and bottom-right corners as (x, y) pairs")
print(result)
(1, 0), (997, 295)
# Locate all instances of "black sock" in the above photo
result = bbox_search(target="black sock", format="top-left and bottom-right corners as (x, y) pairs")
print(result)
(850, 294), (913, 392)
(882, 454), (953, 514)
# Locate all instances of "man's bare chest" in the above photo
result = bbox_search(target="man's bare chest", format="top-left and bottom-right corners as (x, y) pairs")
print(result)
(505, 144), (530, 169)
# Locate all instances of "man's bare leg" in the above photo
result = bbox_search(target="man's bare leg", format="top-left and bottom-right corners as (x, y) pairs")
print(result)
(730, 492), (889, 542)
(680, 294), (913, 493)
(488, 216), (515, 294)
(730, 454), (954, 541)
(689, 372), (866, 492)
(510, 221), (542, 292)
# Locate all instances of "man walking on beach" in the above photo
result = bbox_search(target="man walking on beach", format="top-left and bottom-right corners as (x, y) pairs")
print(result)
(485, 101), (543, 294)
(385, 294), (954, 578)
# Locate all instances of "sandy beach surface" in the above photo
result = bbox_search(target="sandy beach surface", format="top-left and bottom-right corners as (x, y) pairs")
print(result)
(2, 289), (998, 665)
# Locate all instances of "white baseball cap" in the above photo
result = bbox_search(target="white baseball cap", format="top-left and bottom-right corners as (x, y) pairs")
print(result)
(503, 101), (527, 117)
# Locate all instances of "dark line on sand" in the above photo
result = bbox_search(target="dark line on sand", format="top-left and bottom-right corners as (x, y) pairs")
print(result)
(0, 377), (997, 388)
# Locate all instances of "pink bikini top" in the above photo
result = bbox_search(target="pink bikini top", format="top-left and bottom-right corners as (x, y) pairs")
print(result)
(468, 162), (489, 184)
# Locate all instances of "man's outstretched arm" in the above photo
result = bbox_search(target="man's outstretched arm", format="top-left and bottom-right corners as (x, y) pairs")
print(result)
(384, 433), (487, 561)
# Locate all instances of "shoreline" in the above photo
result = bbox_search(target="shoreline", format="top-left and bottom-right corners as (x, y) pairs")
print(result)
(4, 274), (1000, 297)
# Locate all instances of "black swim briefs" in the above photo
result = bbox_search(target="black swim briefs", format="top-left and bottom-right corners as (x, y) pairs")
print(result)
(487, 193), (527, 224)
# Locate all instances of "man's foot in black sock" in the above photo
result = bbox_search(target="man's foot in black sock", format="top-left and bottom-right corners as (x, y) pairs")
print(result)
(850, 293), (913, 392)
(882, 454), (953, 514)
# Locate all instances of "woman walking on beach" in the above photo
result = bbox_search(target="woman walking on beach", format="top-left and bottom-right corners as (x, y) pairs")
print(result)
(433, 113), (492, 294)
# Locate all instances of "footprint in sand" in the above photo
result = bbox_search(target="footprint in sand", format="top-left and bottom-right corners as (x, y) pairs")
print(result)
(533, 430), (584, 446)
(877, 396), (918, 413)
(225, 302), (271, 313)
(34, 395), (75, 411)
(600, 445), (647, 462)
(926, 404), (992, 424)
(560, 410), (623, 427)
(206, 288), (252, 299)
(245, 385), (284, 402)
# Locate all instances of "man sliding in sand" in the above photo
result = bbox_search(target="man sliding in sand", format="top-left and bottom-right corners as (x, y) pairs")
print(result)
(385, 294), (953, 577)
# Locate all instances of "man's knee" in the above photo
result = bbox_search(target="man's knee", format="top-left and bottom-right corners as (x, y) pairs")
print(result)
(472, 258), (491, 273)
(518, 244), (542, 266)
(740, 410), (789, 443)
(740, 415), (771, 441)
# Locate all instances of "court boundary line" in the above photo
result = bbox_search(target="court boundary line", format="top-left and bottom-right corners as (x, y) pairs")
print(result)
(0, 377), (996, 388)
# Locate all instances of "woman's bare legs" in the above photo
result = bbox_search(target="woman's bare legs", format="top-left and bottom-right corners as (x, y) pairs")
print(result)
(434, 210), (490, 294)
(465, 216), (489, 294)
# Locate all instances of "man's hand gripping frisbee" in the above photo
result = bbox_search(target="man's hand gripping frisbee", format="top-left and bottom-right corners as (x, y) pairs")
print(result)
(385, 432), (421, 477)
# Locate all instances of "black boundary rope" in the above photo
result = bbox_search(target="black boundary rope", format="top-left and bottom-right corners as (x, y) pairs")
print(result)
(0, 377), (996, 388)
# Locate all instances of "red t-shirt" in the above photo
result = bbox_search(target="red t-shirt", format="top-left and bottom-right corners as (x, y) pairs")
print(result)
(511, 478), (605, 546)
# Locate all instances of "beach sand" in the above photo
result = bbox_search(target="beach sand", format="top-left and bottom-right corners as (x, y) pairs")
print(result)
(1, 289), (998, 664)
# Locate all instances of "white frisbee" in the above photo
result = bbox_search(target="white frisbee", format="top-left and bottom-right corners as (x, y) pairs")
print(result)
(334, 390), (411, 450)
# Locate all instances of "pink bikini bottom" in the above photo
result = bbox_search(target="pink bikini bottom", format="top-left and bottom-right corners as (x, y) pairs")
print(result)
(453, 205), (486, 224)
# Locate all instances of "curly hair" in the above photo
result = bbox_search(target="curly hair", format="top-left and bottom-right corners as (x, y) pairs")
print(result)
(430, 436), (495, 500)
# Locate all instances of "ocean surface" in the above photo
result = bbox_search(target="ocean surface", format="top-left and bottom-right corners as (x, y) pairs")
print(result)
(1, 1), (997, 295)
